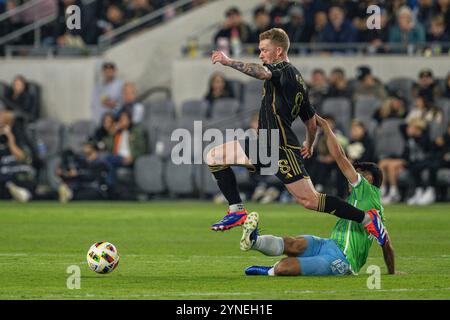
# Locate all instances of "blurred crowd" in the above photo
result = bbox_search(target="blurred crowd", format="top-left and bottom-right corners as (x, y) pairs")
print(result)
(0, 0), (208, 50)
(0, 61), (449, 204)
(212, 0), (450, 55)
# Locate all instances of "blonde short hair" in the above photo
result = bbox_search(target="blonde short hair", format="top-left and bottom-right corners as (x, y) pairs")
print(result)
(259, 28), (290, 53)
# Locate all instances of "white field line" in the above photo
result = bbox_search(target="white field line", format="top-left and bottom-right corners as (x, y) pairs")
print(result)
(1, 287), (450, 299)
(1, 253), (450, 261)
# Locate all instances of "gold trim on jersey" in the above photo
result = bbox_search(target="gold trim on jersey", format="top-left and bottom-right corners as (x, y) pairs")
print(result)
(280, 146), (302, 176)
(287, 148), (302, 175)
(271, 85), (289, 147)
(208, 165), (229, 173)
(317, 193), (326, 212)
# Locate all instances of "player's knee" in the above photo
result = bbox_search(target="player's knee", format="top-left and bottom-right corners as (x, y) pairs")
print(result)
(284, 237), (307, 256)
(274, 258), (300, 276)
(205, 147), (218, 166)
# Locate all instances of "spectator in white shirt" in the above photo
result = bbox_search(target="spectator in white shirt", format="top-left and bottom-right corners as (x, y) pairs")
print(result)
(91, 62), (124, 123)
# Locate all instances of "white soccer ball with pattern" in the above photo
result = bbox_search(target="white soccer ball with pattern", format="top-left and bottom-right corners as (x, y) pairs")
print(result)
(86, 242), (120, 274)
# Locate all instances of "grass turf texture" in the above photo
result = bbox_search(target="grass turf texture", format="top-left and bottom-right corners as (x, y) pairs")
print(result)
(0, 201), (449, 300)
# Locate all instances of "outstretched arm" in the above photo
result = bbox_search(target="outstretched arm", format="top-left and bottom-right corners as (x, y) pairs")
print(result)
(382, 233), (396, 274)
(300, 115), (317, 159)
(211, 50), (272, 80)
(315, 115), (359, 185)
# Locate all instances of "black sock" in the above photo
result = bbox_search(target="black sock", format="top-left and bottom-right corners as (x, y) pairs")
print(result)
(317, 193), (365, 223)
(209, 165), (242, 205)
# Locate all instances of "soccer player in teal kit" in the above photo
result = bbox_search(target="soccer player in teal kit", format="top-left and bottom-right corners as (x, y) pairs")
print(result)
(241, 115), (395, 276)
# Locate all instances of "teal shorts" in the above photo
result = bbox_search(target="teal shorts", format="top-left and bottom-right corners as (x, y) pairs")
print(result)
(296, 235), (352, 276)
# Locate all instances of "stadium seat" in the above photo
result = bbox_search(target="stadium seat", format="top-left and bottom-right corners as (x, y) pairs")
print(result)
(437, 168), (450, 184)
(374, 119), (405, 159)
(436, 98), (450, 122)
(0, 80), (8, 98)
(354, 96), (382, 127)
(386, 77), (414, 105)
(62, 120), (97, 153)
(243, 80), (263, 110)
(134, 154), (165, 194)
(45, 156), (61, 191)
(228, 79), (243, 102)
(321, 97), (352, 136)
(209, 98), (240, 119)
(153, 127), (183, 160)
(144, 99), (176, 128)
(165, 161), (195, 196)
(193, 164), (220, 196)
(28, 118), (64, 160)
(180, 99), (208, 119)
(26, 81), (42, 121)
(429, 121), (445, 141)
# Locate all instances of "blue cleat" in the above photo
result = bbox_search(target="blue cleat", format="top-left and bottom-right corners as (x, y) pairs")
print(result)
(211, 210), (248, 231)
(240, 212), (259, 251)
(364, 209), (388, 246)
(245, 265), (272, 276)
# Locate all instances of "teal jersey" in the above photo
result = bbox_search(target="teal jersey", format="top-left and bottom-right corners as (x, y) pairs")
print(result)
(330, 174), (384, 273)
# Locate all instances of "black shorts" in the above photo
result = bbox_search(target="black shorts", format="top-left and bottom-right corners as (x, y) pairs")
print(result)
(240, 138), (309, 184)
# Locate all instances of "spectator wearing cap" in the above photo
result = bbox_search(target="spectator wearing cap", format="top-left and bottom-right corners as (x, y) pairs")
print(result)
(248, 6), (273, 44)
(326, 67), (352, 99)
(412, 69), (442, 102)
(213, 7), (251, 55)
(388, 6), (426, 51)
(91, 62), (124, 123)
(282, 5), (312, 48)
(353, 66), (387, 102)
(373, 92), (407, 125)
(318, 5), (359, 52)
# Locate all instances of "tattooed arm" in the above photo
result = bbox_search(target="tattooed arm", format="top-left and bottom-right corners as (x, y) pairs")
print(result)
(211, 50), (272, 80)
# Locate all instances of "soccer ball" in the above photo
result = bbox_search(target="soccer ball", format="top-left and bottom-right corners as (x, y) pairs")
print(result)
(86, 242), (120, 274)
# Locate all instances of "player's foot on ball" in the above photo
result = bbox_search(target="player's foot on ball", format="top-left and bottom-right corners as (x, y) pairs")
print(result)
(240, 212), (259, 251)
(244, 265), (271, 276)
(210, 210), (248, 231)
(364, 209), (388, 246)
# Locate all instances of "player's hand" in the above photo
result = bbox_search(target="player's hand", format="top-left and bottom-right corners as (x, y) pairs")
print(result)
(300, 141), (313, 159)
(211, 50), (231, 66)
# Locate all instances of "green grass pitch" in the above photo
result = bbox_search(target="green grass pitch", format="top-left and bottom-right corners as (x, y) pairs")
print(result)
(0, 201), (449, 300)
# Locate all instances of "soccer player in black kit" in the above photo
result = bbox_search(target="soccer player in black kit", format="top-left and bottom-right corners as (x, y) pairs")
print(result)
(206, 28), (386, 246)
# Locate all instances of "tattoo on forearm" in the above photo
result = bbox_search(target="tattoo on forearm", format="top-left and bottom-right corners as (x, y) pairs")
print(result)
(229, 61), (269, 79)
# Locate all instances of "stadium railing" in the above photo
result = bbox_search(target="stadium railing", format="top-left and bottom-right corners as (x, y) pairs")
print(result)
(183, 41), (450, 57)
(1, 0), (206, 57)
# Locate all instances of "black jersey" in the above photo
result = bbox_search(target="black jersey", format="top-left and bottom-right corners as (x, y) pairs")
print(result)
(258, 61), (316, 149)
